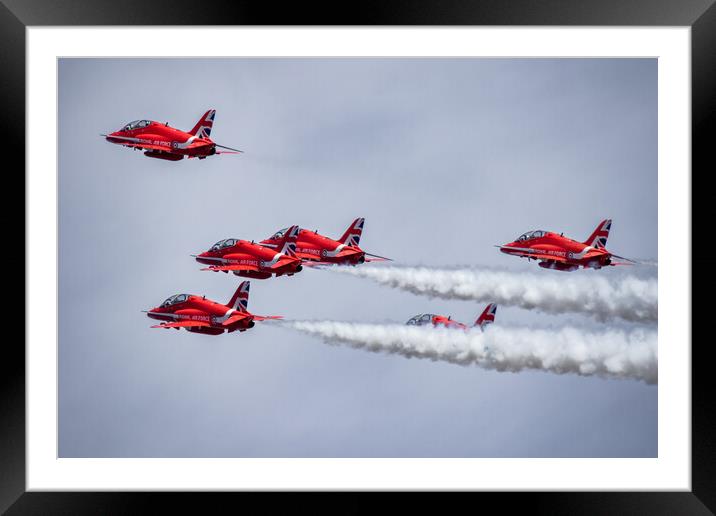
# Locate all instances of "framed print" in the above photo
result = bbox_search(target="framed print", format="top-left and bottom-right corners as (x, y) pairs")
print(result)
(5, 0), (714, 513)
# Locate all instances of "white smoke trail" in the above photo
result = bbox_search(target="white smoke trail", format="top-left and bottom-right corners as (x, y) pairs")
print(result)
(637, 259), (659, 267)
(280, 321), (658, 384)
(331, 266), (657, 323)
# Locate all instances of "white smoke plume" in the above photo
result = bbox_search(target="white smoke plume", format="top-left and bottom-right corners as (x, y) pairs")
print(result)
(279, 321), (658, 384)
(637, 259), (659, 267)
(331, 266), (657, 323)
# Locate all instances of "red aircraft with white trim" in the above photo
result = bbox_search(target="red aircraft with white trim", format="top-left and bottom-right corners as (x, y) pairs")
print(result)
(497, 219), (634, 271)
(260, 218), (391, 266)
(194, 226), (304, 280)
(144, 281), (281, 335)
(405, 303), (498, 331)
(102, 109), (242, 161)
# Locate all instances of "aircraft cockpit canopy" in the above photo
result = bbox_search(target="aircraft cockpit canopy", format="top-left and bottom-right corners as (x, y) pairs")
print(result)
(270, 228), (289, 240)
(122, 119), (151, 131)
(210, 238), (238, 251)
(516, 230), (546, 241)
(160, 293), (189, 308)
(406, 314), (435, 326)
(270, 227), (304, 240)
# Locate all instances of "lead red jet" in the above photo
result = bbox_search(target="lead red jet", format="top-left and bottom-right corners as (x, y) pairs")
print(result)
(144, 281), (281, 335)
(102, 109), (242, 161)
(405, 303), (498, 331)
(194, 226), (304, 280)
(260, 218), (391, 266)
(497, 219), (635, 271)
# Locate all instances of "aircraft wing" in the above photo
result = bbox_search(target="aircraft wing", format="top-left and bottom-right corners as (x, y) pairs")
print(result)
(330, 250), (392, 262)
(365, 252), (392, 262)
(300, 260), (334, 267)
(513, 250), (571, 262)
(497, 246), (571, 262)
(201, 264), (261, 272)
(103, 134), (172, 152)
(303, 259), (388, 267)
(220, 313), (255, 327)
(300, 260), (360, 268)
(610, 253), (637, 264)
(128, 142), (172, 152)
(152, 320), (211, 329)
(252, 315), (283, 321)
(532, 253), (570, 263)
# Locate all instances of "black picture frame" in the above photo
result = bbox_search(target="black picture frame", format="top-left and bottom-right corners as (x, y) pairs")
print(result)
(5, 0), (714, 513)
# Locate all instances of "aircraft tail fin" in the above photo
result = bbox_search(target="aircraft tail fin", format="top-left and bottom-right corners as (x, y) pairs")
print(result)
(474, 303), (497, 330)
(583, 219), (611, 249)
(189, 109), (216, 139)
(276, 225), (300, 257)
(227, 281), (250, 312)
(338, 218), (365, 247)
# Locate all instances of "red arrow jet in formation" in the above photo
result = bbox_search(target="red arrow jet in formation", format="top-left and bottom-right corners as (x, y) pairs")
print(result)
(497, 219), (635, 271)
(405, 303), (498, 331)
(194, 226), (304, 280)
(195, 218), (391, 280)
(102, 109), (242, 161)
(261, 218), (391, 266)
(144, 281), (281, 335)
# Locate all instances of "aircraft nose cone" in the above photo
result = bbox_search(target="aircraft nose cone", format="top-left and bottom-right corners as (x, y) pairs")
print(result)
(194, 252), (214, 266)
(150, 305), (167, 316)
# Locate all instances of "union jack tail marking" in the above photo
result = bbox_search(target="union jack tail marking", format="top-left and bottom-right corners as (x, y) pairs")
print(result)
(583, 219), (612, 249)
(338, 218), (365, 247)
(227, 281), (250, 312)
(474, 303), (497, 330)
(277, 225), (300, 256)
(189, 109), (216, 139)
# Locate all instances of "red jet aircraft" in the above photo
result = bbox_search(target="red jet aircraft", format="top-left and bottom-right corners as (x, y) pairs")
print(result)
(497, 219), (634, 271)
(194, 226), (303, 280)
(144, 281), (281, 335)
(260, 218), (391, 266)
(102, 109), (242, 161)
(405, 303), (498, 331)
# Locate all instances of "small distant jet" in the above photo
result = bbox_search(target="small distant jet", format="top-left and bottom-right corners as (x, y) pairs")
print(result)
(405, 303), (498, 331)
(194, 226), (304, 280)
(260, 218), (391, 266)
(144, 281), (281, 335)
(497, 219), (635, 271)
(102, 109), (242, 161)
